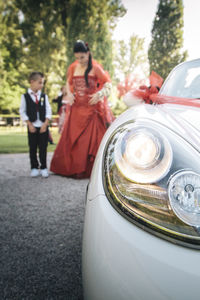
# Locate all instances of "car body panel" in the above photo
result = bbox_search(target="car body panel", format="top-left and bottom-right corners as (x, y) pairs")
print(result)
(83, 194), (200, 300)
(82, 59), (200, 300)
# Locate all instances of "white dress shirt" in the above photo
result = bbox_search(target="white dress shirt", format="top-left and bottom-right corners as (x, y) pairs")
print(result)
(19, 88), (52, 128)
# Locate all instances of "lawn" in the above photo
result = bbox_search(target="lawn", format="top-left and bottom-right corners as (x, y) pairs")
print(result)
(0, 126), (60, 154)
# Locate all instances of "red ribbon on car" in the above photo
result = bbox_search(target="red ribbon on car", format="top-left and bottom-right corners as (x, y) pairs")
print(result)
(150, 93), (200, 108)
(123, 71), (200, 108)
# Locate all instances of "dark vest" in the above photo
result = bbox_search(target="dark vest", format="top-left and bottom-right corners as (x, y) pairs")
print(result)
(24, 93), (46, 122)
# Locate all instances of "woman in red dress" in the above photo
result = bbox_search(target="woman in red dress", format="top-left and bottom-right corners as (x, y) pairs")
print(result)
(50, 40), (114, 178)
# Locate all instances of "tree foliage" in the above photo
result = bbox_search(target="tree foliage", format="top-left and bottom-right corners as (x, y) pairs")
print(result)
(0, 0), (126, 113)
(66, 0), (126, 76)
(148, 0), (188, 79)
(0, 1), (26, 113)
(110, 34), (149, 116)
(15, 0), (69, 98)
(113, 34), (149, 82)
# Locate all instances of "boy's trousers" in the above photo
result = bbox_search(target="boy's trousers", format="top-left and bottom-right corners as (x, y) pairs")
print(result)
(28, 127), (49, 169)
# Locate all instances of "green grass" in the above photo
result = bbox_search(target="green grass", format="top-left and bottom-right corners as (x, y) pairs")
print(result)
(0, 126), (60, 154)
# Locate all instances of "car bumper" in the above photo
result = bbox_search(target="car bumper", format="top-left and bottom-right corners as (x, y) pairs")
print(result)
(82, 183), (200, 300)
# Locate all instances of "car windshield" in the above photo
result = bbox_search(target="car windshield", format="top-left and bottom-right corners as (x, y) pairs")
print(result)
(160, 59), (200, 99)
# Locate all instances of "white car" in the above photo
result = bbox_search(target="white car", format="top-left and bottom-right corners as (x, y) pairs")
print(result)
(82, 59), (200, 300)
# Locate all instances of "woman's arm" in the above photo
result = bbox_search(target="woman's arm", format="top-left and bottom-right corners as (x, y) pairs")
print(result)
(89, 64), (112, 105)
(64, 81), (74, 105)
(61, 64), (75, 105)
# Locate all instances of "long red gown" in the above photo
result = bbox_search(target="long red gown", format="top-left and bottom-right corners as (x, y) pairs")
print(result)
(50, 61), (114, 178)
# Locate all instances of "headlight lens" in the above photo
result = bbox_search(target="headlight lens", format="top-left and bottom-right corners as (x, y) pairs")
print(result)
(103, 120), (200, 249)
(115, 127), (172, 183)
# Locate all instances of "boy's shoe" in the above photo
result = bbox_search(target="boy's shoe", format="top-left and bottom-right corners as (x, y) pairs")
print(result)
(30, 168), (40, 177)
(40, 168), (49, 178)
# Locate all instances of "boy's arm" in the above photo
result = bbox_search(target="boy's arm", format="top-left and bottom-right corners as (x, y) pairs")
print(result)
(19, 94), (29, 122)
(19, 94), (36, 132)
(40, 95), (52, 133)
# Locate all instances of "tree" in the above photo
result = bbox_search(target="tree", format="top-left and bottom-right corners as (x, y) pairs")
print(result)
(148, 0), (188, 79)
(66, 0), (126, 76)
(109, 34), (149, 117)
(0, 1), (25, 113)
(0, 0), (126, 113)
(15, 0), (69, 98)
(113, 34), (149, 82)
(0, 0), (69, 112)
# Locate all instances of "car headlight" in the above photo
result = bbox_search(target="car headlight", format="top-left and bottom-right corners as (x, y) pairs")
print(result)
(103, 119), (200, 249)
(115, 127), (172, 183)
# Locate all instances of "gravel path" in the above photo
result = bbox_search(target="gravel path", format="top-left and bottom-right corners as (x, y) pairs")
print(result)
(0, 153), (88, 300)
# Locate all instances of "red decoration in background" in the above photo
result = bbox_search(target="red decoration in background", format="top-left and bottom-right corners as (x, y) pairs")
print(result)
(117, 71), (163, 102)
(133, 71), (164, 104)
(120, 71), (164, 105)
(149, 71), (163, 88)
(117, 74), (146, 98)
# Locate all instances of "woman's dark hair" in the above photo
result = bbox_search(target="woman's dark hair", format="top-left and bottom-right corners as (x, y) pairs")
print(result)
(73, 40), (92, 87)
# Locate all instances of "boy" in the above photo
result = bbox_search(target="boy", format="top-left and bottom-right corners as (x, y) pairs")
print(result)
(19, 72), (52, 178)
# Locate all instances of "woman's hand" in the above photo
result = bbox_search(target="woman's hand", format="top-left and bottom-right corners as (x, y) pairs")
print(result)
(89, 92), (102, 105)
(64, 93), (74, 105)
(62, 85), (68, 96)
(89, 83), (112, 105)
(62, 81), (75, 105)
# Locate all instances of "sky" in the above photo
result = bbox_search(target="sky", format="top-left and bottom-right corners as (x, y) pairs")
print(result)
(113, 0), (200, 60)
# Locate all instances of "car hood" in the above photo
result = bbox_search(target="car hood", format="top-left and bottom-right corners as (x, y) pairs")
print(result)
(110, 103), (200, 152)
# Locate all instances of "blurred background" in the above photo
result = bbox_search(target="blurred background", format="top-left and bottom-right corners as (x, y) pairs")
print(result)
(0, 0), (198, 152)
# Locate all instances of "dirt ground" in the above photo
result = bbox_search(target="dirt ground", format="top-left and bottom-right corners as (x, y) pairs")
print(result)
(0, 153), (88, 299)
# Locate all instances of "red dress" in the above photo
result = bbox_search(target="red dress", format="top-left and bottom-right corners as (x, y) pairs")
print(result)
(50, 61), (114, 178)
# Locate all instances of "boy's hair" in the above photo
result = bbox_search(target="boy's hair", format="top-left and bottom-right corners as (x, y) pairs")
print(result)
(29, 72), (44, 83)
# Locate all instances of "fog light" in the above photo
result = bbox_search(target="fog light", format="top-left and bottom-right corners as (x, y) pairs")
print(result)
(168, 170), (200, 226)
